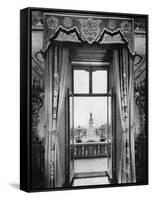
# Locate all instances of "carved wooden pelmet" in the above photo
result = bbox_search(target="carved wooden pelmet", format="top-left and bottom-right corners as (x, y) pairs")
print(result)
(43, 13), (134, 54)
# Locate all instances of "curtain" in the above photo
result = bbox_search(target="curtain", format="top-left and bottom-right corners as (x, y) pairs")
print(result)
(54, 46), (71, 187)
(113, 48), (136, 183)
(44, 46), (53, 188)
(44, 44), (71, 188)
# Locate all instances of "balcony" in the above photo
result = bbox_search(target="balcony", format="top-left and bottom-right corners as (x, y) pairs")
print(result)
(74, 141), (108, 159)
(73, 142), (110, 186)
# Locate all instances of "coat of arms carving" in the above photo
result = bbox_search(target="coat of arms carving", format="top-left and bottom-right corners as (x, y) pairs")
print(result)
(79, 18), (101, 43)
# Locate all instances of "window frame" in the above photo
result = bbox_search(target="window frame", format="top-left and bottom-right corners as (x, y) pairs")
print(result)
(72, 65), (108, 97)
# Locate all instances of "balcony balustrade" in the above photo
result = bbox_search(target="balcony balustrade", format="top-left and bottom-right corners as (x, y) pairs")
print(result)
(73, 142), (108, 159)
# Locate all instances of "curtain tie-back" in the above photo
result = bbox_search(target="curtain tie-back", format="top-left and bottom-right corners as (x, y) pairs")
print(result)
(43, 124), (58, 136)
(122, 128), (129, 134)
(129, 123), (135, 131)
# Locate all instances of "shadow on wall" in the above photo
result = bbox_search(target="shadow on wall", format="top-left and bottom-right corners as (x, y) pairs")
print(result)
(9, 182), (19, 190)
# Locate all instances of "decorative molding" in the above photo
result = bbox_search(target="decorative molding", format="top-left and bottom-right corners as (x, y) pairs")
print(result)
(135, 79), (146, 112)
(32, 78), (44, 141)
(32, 11), (43, 29)
(47, 16), (59, 30)
(79, 18), (101, 44)
(63, 17), (73, 28)
(134, 20), (146, 33)
(43, 13), (134, 53)
(134, 57), (146, 81)
(32, 11), (146, 34)
(120, 21), (132, 33)
(135, 79), (146, 137)
(100, 32), (125, 44)
(54, 30), (81, 43)
(32, 53), (44, 80)
(108, 19), (116, 30)
(35, 51), (44, 64)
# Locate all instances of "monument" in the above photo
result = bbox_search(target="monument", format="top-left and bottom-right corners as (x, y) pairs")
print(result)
(81, 113), (100, 142)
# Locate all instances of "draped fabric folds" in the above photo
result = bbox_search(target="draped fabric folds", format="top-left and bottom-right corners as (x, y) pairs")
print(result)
(44, 43), (136, 188)
(113, 48), (136, 183)
(44, 44), (71, 188)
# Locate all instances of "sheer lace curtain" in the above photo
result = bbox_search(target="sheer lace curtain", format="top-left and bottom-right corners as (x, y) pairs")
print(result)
(44, 44), (72, 188)
(113, 48), (136, 183)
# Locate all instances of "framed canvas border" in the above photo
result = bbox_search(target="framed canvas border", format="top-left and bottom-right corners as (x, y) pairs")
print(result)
(20, 7), (149, 192)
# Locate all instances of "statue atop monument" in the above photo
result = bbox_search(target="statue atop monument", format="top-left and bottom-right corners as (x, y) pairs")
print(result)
(81, 112), (100, 142)
(89, 112), (92, 119)
(89, 112), (93, 128)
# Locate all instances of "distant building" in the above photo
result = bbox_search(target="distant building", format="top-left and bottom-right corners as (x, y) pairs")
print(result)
(81, 113), (100, 142)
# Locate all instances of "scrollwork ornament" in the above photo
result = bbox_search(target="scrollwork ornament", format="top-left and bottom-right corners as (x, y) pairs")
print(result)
(63, 17), (73, 28)
(121, 21), (132, 33)
(47, 16), (59, 30)
(108, 19), (116, 30)
(79, 18), (101, 43)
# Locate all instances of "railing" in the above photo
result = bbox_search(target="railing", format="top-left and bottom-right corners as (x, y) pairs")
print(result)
(74, 142), (108, 159)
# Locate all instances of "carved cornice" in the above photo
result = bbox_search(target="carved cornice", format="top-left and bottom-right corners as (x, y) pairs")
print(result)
(32, 11), (146, 33)
(99, 31), (125, 44)
(42, 13), (134, 54)
(54, 30), (81, 43)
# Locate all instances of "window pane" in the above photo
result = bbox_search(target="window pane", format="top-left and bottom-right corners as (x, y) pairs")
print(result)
(74, 97), (107, 128)
(92, 70), (107, 93)
(74, 97), (107, 143)
(74, 70), (89, 93)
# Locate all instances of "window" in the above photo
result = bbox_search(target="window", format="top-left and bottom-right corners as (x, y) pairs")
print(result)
(92, 70), (107, 93)
(73, 66), (107, 95)
(74, 69), (89, 93)
(74, 97), (107, 128)
(73, 66), (108, 140)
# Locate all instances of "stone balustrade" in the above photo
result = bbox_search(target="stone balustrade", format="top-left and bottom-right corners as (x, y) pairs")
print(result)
(74, 142), (108, 159)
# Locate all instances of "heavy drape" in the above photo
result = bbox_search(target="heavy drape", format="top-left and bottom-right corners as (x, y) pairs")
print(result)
(44, 44), (71, 188)
(113, 48), (136, 183)
(44, 46), (53, 188)
(44, 43), (135, 187)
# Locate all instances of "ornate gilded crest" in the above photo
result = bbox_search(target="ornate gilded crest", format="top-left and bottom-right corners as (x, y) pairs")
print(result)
(79, 18), (101, 43)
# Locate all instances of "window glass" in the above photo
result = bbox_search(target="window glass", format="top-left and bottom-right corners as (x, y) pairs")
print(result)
(74, 70), (89, 93)
(74, 97), (107, 128)
(92, 70), (107, 93)
(74, 97), (107, 143)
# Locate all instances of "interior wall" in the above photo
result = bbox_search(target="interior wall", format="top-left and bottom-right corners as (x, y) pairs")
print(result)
(37, 105), (45, 139)
(134, 33), (146, 139)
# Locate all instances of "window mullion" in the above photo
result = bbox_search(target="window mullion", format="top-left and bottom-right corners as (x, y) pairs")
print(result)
(89, 68), (92, 94)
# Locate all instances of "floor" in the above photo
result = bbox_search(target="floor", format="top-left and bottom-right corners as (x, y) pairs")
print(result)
(73, 158), (110, 186)
(74, 158), (108, 173)
(73, 176), (109, 186)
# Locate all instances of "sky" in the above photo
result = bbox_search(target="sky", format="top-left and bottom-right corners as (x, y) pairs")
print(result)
(73, 69), (108, 128)
(74, 97), (107, 128)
